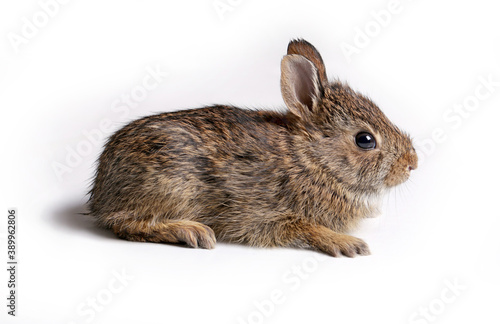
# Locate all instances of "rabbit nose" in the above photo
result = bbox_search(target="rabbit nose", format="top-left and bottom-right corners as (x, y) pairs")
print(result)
(408, 152), (418, 171)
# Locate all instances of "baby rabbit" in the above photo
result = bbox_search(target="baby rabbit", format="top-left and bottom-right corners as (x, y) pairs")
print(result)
(89, 39), (417, 257)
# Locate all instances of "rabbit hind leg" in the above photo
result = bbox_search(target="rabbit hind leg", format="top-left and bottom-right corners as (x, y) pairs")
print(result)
(108, 214), (216, 249)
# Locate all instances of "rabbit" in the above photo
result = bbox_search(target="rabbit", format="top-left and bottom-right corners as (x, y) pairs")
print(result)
(88, 39), (417, 257)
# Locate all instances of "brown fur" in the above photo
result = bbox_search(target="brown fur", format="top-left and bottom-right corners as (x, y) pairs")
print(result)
(88, 39), (417, 257)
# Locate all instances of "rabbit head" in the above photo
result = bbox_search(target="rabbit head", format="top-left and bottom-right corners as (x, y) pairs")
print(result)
(281, 39), (418, 195)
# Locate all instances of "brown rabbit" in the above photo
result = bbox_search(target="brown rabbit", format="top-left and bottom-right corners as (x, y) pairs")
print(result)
(89, 39), (417, 257)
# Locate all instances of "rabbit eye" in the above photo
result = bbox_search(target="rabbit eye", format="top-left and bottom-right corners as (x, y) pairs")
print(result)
(355, 132), (376, 150)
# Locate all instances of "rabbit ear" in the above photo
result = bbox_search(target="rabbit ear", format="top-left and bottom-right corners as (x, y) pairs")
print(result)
(287, 39), (328, 85)
(281, 54), (323, 119)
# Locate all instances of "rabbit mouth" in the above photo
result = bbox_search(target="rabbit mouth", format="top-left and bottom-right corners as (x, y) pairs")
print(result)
(384, 151), (417, 187)
(385, 173), (408, 188)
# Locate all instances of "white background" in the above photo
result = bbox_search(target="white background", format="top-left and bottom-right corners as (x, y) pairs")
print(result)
(1, 0), (499, 323)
